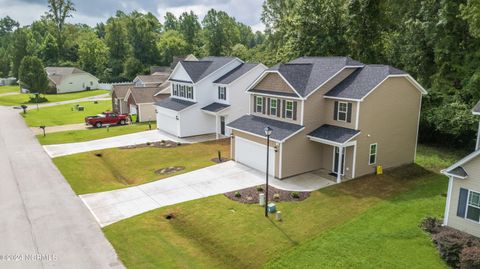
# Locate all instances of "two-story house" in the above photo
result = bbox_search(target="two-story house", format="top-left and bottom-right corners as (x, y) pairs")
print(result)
(441, 101), (480, 238)
(227, 57), (427, 183)
(154, 57), (267, 138)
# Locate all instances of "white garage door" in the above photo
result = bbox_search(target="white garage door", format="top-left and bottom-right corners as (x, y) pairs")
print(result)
(235, 137), (275, 176)
(156, 111), (178, 136)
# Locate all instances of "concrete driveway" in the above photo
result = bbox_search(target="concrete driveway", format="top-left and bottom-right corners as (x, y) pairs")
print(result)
(0, 106), (124, 269)
(80, 161), (335, 227)
(43, 130), (217, 158)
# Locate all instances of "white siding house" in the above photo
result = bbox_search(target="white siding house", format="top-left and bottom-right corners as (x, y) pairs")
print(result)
(45, 67), (99, 94)
(154, 57), (266, 138)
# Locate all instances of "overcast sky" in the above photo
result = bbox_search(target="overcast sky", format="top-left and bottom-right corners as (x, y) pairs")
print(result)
(0, 0), (265, 31)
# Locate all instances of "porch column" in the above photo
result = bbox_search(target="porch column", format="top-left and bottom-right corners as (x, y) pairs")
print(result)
(215, 114), (219, 140)
(476, 121), (480, 150)
(337, 146), (343, 184)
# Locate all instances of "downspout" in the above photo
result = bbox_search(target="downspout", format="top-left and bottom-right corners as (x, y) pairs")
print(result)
(443, 176), (454, 226)
(476, 121), (480, 150)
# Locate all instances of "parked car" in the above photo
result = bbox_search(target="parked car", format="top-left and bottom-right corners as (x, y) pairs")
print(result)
(85, 112), (129, 128)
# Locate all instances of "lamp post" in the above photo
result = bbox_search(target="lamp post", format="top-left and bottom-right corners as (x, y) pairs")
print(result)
(264, 126), (273, 217)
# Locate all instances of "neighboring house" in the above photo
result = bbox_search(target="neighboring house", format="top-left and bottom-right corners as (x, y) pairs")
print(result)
(227, 56), (427, 181)
(123, 83), (170, 123)
(112, 84), (134, 114)
(133, 74), (169, 87)
(154, 56), (267, 138)
(45, 67), (99, 93)
(441, 101), (480, 238)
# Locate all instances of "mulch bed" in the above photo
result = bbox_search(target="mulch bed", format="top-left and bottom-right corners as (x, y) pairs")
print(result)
(211, 157), (230, 163)
(119, 140), (180, 149)
(155, 166), (185, 175)
(224, 184), (310, 204)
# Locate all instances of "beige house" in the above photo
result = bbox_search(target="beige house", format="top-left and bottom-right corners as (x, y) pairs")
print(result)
(227, 57), (427, 182)
(124, 82), (170, 122)
(112, 84), (133, 114)
(441, 101), (480, 238)
(45, 67), (99, 94)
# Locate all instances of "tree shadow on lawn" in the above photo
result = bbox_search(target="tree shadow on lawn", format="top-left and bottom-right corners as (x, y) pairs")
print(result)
(321, 164), (442, 201)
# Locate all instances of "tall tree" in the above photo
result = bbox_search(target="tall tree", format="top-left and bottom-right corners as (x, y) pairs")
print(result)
(18, 56), (49, 93)
(105, 18), (130, 80)
(202, 9), (240, 56)
(164, 12), (178, 31)
(127, 11), (161, 65)
(41, 33), (59, 66)
(11, 28), (33, 78)
(46, 0), (76, 60)
(77, 32), (108, 77)
(157, 30), (188, 65)
(0, 16), (19, 36)
(178, 11), (201, 52)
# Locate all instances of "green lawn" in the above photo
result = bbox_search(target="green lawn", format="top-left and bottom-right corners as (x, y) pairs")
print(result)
(53, 139), (231, 194)
(0, 89), (108, 106)
(0, 85), (20, 94)
(21, 100), (111, 127)
(37, 123), (157, 145)
(416, 144), (468, 172)
(100, 145), (457, 269)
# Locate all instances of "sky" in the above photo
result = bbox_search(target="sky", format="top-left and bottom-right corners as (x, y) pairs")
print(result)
(0, 0), (266, 32)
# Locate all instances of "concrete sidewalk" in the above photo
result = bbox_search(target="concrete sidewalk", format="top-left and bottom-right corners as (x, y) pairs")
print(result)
(36, 94), (110, 108)
(80, 161), (335, 227)
(43, 130), (216, 158)
(30, 123), (87, 135)
(0, 106), (124, 269)
(0, 92), (20, 97)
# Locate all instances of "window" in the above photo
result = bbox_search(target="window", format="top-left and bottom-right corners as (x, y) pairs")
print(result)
(90, 81), (93, 86)
(172, 84), (178, 96)
(338, 102), (348, 122)
(467, 190), (480, 222)
(270, 99), (278, 116)
(285, 100), (293, 119)
(186, 86), (193, 99)
(369, 143), (377, 165)
(180, 85), (185, 97)
(218, 86), (226, 100)
(255, 96), (263, 113)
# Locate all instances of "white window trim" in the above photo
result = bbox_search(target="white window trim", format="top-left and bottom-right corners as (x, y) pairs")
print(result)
(218, 86), (226, 100)
(466, 190), (480, 224)
(255, 96), (263, 112)
(270, 99), (278, 116)
(337, 101), (348, 122)
(172, 83), (194, 101)
(368, 143), (377, 165)
(285, 100), (294, 119)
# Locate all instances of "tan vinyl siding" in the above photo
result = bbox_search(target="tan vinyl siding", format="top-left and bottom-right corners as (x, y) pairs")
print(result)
(323, 100), (357, 129)
(138, 103), (156, 122)
(355, 77), (422, 177)
(250, 95), (302, 125)
(254, 73), (297, 95)
(447, 157), (480, 237)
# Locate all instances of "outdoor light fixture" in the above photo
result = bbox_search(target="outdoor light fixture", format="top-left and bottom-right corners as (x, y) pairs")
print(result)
(264, 126), (273, 217)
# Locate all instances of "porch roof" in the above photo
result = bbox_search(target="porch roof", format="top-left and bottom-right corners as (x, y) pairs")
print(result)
(307, 124), (360, 145)
(154, 97), (196, 112)
(201, 102), (230, 113)
(444, 166), (468, 179)
(227, 115), (304, 142)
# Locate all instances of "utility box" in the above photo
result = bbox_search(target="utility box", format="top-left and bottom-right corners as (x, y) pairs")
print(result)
(276, 211), (282, 221)
(259, 193), (265, 206)
(268, 203), (276, 213)
(376, 165), (383, 175)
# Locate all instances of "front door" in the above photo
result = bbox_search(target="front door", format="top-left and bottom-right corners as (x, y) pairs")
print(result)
(333, 146), (346, 175)
(220, 116), (226, 135)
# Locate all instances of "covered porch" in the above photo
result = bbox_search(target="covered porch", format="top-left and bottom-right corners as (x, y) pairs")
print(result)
(201, 102), (231, 139)
(307, 124), (361, 183)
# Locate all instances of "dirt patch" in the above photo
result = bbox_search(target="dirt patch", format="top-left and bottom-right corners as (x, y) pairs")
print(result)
(211, 157), (230, 163)
(120, 140), (181, 149)
(155, 166), (185, 175)
(224, 185), (310, 204)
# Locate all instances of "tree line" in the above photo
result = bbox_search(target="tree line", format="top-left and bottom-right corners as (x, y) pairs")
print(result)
(1, 0), (480, 148)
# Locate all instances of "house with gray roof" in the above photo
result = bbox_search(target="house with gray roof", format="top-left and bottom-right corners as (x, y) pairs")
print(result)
(154, 56), (266, 138)
(45, 67), (99, 94)
(227, 56), (427, 181)
(441, 102), (480, 238)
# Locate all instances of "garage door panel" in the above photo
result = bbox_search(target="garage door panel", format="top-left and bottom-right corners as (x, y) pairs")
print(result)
(157, 112), (178, 136)
(235, 137), (275, 176)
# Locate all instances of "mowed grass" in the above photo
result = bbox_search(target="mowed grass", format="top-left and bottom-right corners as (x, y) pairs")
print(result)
(37, 122), (157, 145)
(416, 144), (469, 172)
(0, 85), (20, 94)
(0, 89), (108, 106)
(21, 100), (111, 127)
(53, 139), (230, 194)
(103, 165), (448, 269)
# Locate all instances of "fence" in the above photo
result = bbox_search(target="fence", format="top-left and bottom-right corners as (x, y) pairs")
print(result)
(0, 77), (17, 86)
(98, 81), (132, 91)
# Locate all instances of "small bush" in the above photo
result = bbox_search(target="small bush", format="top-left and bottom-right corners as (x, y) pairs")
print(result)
(433, 229), (469, 267)
(28, 95), (48, 103)
(420, 217), (443, 234)
(273, 193), (280, 200)
(234, 191), (241, 198)
(460, 246), (480, 269)
(290, 192), (300, 199)
(256, 186), (264, 192)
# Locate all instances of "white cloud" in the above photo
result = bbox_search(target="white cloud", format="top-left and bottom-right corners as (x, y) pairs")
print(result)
(0, 1), (47, 26)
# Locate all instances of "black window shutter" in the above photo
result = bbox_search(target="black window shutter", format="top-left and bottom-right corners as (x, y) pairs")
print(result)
(224, 88), (227, 100)
(254, 96), (257, 113)
(267, 98), (271, 115)
(282, 100), (286, 118)
(347, 103), (353, 123)
(276, 99), (281, 117)
(262, 97), (266, 114)
(293, 101), (298, 120)
(218, 87), (220, 99)
(334, 101), (338, 121)
(457, 188), (469, 218)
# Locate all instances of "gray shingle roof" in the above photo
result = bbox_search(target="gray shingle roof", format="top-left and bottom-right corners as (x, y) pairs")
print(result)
(213, 63), (259, 84)
(249, 89), (299, 97)
(227, 115), (303, 141)
(112, 84), (133, 99)
(179, 57), (237, 83)
(307, 124), (360, 144)
(45, 67), (94, 85)
(325, 65), (407, 100)
(129, 87), (163, 104)
(268, 57), (364, 97)
(473, 100), (480, 114)
(155, 97), (196, 111)
(201, 102), (230, 113)
(445, 166), (468, 178)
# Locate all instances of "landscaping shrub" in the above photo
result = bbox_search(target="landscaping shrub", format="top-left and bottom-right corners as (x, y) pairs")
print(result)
(273, 193), (280, 200)
(28, 95), (48, 103)
(420, 217), (443, 234)
(460, 247), (480, 269)
(290, 192), (300, 199)
(256, 186), (264, 192)
(234, 191), (241, 198)
(433, 229), (469, 267)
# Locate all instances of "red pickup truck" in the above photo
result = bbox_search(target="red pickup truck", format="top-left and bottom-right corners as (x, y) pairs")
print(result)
(85, 112), (129, 128)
